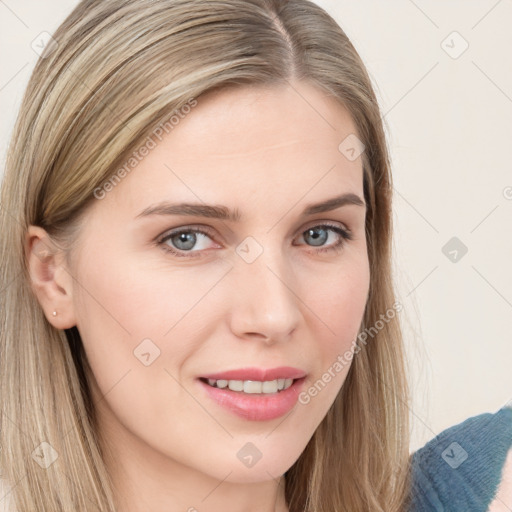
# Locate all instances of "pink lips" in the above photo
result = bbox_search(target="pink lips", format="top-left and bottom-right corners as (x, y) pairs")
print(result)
(197, 366), (307, 421)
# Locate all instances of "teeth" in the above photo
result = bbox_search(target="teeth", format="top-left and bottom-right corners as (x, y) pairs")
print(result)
(228, 380), (244, 392)
(261, 380), (276, 393)
(244, 380), (262, 393)
(205, 378), (294, 394)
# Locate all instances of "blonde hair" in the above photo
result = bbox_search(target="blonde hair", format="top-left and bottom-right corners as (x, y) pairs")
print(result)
(0, 0), (411, 510)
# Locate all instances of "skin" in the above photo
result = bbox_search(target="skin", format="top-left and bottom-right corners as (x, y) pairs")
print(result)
(26, 80), (370, 512)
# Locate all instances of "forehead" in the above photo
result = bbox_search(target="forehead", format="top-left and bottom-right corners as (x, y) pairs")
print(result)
(172, 81), (360, 157)
(97, 80), (365, 219)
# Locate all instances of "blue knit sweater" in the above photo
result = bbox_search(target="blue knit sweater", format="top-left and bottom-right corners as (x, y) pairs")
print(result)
(409, 406), (512, 511)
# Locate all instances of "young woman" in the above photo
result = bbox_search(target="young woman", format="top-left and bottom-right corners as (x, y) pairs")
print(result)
(0, 1), (510, 511)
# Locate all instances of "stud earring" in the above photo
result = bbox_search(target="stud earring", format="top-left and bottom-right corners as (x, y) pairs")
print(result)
(52, 310), (57, 316)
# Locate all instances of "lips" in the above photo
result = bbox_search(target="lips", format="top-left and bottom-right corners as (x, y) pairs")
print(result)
(196, 366), (308, 421)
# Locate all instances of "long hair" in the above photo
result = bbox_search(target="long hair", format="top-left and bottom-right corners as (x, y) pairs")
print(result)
(0, 0), (411, 510)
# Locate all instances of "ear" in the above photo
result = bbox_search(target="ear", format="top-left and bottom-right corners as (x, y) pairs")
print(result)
(25, 225), (77, 329)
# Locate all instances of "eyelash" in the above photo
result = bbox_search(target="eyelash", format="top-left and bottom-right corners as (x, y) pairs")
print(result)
(156, 223), (354, 259)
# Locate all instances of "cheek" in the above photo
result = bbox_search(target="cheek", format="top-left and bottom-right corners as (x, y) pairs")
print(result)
(70, 249), (229, 446)
(310, 257), (370, 355)
(296, 254), (370, 410)
(73, 239), (225, 334)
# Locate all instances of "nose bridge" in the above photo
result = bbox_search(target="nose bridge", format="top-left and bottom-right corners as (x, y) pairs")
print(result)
(229, 238), (301, 341)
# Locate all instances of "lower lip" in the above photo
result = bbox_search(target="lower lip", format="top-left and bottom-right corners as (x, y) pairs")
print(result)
(197, 377), (306, 421)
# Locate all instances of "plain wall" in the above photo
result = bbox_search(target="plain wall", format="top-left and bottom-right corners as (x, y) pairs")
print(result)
(1, 0), (511, 452)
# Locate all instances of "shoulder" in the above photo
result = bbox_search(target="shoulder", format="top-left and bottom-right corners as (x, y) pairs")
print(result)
(408, 406), (512, 512)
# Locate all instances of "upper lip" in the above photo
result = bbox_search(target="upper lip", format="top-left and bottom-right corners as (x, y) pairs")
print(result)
(200, 366), (306, 381)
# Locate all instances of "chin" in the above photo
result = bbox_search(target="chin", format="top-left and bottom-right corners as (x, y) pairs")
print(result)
(216, 444), (303, 484)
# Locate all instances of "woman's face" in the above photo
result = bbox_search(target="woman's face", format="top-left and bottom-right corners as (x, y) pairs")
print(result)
(65, 80), (369, 488)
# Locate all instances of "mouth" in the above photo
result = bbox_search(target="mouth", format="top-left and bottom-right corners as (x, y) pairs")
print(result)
(197, 375), (307, 421)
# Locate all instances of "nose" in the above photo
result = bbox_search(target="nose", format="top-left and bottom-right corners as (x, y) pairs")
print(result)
(228, 246), (302, 344)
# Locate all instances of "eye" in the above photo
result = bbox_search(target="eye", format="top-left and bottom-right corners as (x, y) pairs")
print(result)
(157, 223), (353, 258)
(157, 226), (218, 258)
(294, 223), (353, 255)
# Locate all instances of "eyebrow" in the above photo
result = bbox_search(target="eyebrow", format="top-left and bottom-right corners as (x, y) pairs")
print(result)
(135, 193), (365, 222)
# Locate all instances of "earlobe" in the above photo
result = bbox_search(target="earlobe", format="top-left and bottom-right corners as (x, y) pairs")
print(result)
(25, 225), (77, 329)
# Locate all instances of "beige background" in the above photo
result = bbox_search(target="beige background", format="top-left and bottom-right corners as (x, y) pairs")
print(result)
(1, 0), (511, 452)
